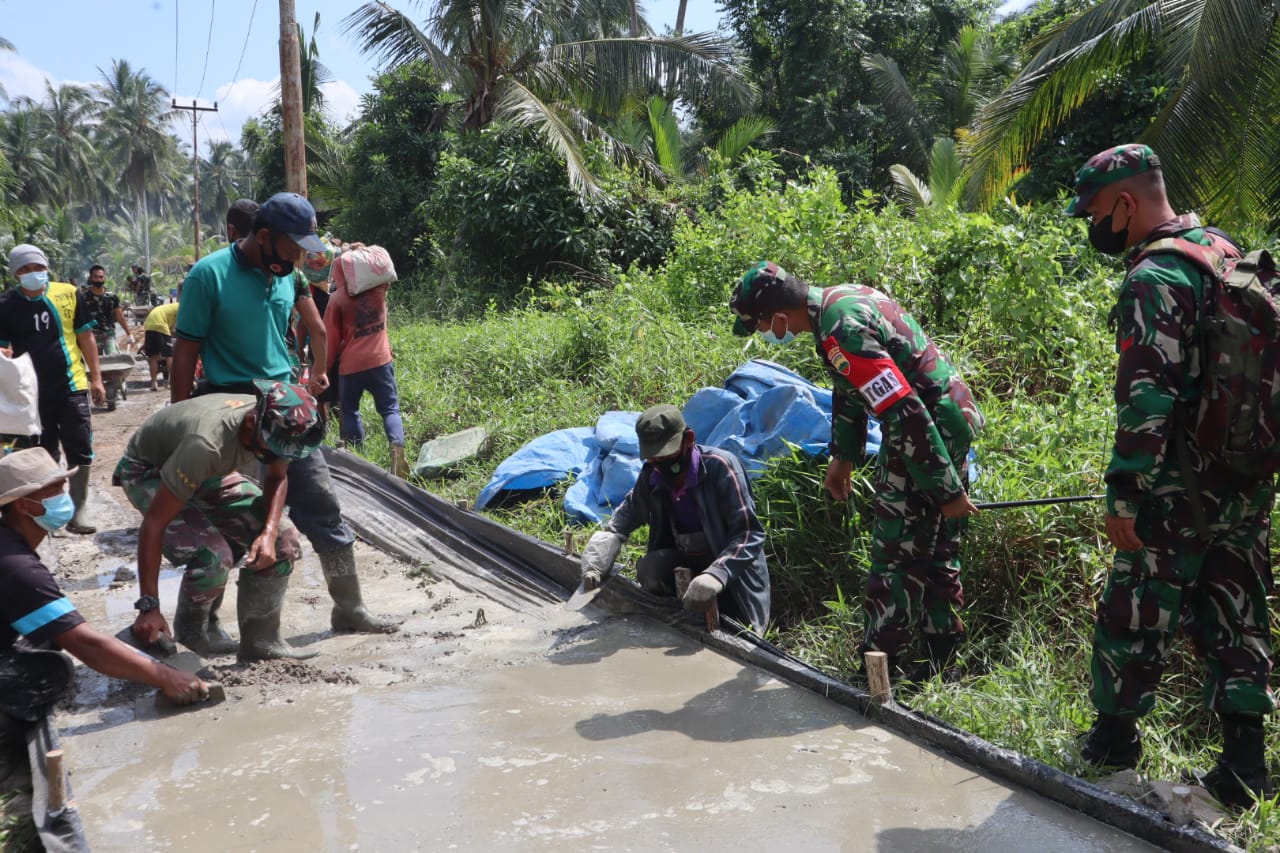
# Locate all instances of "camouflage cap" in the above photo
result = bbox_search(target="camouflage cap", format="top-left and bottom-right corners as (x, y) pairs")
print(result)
(730, 261), (796, 336)
(252, 379), (324, 460)
(1065, 144), (1161, 217)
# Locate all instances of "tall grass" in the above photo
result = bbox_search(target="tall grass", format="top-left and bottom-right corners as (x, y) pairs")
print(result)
(367, 175), (1280, 848)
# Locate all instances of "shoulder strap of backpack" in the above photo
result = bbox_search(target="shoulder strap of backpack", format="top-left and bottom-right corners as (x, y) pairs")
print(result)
(1135, 236), (1227, 278)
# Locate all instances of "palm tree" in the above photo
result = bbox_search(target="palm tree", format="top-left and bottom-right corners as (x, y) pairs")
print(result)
(19, 82), (98, 208)
(343, 0), (749, 193)
(94, 60), (176, 270)
(0, 108), (60, 205)
(199, 140), (247, 226)
(861, 26), (1015, 211)
(964, 0), (1280, 226)
(624, 94), (773, 181)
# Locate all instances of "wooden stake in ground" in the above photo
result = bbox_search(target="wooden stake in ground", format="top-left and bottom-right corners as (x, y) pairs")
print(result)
(46, 749), (65, 812)
(864, 651), (892, 705)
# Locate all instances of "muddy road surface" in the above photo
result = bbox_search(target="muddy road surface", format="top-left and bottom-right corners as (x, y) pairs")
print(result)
(38, 371), (1159, 852)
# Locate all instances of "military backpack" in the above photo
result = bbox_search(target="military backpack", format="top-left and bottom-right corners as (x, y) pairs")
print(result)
(1134, 233), (1280, 530)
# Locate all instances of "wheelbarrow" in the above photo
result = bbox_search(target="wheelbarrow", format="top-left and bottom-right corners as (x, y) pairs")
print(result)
(99, 352), (137, 411)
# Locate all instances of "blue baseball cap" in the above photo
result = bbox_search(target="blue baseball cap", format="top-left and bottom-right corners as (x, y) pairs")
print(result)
(255, 192), (327, 253)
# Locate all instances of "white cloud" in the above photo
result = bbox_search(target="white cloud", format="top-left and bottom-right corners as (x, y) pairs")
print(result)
(202, 76), (362, 148)
(321, 79), (360, 124)
(0, 52), (58, 102)
(205, 76), (278, 146)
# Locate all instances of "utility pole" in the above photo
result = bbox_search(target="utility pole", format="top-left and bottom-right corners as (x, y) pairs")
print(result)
(172, 99), (218, 260)
(279, 0), (307, 196)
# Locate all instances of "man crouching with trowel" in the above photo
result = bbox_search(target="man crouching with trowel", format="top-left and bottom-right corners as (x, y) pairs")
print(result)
(117, 380), (324, 661)
(579, 404), (771, 633)
(0, 448), (208, 713)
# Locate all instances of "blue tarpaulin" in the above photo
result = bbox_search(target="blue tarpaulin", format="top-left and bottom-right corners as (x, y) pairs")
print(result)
(476, 359), (883, 524)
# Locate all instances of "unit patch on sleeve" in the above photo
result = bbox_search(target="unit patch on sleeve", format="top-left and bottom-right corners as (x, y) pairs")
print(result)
(822, 336), (912, 415)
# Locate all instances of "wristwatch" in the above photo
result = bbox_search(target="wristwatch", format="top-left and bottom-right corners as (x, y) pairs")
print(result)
(134, 595), (161, 613)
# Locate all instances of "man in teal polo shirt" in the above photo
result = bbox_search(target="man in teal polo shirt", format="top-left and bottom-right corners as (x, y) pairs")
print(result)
(170, 193), (399, 641)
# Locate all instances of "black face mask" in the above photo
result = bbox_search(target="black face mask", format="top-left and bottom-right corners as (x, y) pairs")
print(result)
(1088, 197), (1130, 256)
(261, 234), (296, 277)
(657, 446), (692, 489)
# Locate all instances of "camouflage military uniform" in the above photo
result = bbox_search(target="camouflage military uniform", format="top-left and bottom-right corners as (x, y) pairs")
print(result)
(79, 285), (122, 355)
(114, 393), (306, 608)
(811, 284), (984, 658)
(1091, 215), (1276, 719)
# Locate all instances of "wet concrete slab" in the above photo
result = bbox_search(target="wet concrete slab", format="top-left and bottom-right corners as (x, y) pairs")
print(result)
(60, 608), (1158, 853)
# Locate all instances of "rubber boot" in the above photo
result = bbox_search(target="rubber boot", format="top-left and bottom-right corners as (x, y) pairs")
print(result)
(66, 465), (96, 534)
(390, 445), (409, 479)
(173, 584), (237, 656)
(1202, 714), (1273, 809)
(1079, 714), (1142, 770)
(205, 588), (236, 653)
(903, 634), (962, 683)
(236, 571), (318, 662)
(319, 545), (401, 634)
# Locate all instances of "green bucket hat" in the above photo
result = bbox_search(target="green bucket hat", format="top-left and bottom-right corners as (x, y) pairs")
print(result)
(252, 379), (324, 460)
(730, 261), (794, 336)
(1064, 144), (1160, 217)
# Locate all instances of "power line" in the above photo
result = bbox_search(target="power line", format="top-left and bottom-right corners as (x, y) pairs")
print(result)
(173, 0), (180, 95)
(227, 0), (261, 99)
(196, 0), (217, 100)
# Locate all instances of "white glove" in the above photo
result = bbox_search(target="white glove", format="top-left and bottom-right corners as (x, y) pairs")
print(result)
(682, 573), (724, 612)
(580, 531), (624, 591)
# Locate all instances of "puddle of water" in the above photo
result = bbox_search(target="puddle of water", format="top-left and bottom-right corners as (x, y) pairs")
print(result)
(64, 618), (1159, 853)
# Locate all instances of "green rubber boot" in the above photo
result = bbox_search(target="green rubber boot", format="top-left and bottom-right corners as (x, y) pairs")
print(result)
(319, 545), (401, 634)
(66, 465), (96, 534)
(236, 571), (318, 662)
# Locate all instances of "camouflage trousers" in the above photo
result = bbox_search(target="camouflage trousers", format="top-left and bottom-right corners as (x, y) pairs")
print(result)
(864, 439), (970, 659)
(1091, 482), (1276, 718)
(115, 456), (301, 605)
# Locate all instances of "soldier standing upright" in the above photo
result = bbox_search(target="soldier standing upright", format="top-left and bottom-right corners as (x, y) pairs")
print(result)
(1067, 144), (1275, 808)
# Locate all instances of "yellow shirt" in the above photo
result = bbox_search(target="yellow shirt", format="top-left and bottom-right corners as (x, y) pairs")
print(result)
(143, 302), (181, 336)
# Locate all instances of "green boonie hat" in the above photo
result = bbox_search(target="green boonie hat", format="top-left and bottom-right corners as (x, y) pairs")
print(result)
(1065, 144), (1161, 217)
(635, 404), (686, 459)
(252, 379), (324, 460)
(730, 261), (792, 336)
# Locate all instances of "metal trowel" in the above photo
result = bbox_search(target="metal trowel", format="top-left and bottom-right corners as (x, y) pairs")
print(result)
(114, 626), (226, 711)
(564, 579), (604, 611)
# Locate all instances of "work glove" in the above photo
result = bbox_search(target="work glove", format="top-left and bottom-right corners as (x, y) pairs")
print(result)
(580, 531), (624, 591)
(682, 573), (724, 612)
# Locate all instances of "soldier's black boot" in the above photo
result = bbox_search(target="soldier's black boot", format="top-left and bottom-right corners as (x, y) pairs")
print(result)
(1079, 714), (1142, 770)
(903, 634), (962, 683)
(1202, 714), (1273, 810)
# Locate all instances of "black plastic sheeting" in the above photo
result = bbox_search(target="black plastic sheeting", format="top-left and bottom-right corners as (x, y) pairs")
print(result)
(324, 447), (1239, 853)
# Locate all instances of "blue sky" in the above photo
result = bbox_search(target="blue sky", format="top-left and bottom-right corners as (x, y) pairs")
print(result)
(0, 1), (1020, 154)
(0, 0), (723, 151)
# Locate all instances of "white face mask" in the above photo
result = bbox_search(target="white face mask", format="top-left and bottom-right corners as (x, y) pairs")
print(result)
(759, 315), (795, 345)
(18, 270), (48, 292)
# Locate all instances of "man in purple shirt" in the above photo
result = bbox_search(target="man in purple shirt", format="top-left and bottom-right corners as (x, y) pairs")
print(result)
(579, 405), (771, 633)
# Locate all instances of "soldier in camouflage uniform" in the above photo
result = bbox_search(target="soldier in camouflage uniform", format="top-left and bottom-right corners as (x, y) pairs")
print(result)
(1068, 144), (1274, 808)
(730, 262), (984, 678)
(115, 380), (326, 662)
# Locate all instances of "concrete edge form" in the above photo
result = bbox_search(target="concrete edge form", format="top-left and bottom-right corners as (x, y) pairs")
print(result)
(323, 447), (1241, 853)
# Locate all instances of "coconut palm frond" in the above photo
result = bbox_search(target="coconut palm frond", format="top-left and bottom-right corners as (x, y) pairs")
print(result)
(889, 164), (932, 213)
(344, 1), (460, 81)
(860, 52), (930, 163)
(496, 77), (600, 195)
(713, 115), (774, 163)
(646, 95), (682, 178)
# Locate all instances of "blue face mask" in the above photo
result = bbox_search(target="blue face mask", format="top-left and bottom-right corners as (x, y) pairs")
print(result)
(28, 492), (74, 532)
(760, 316), (795, 345)
(18, 270), (49, 292)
